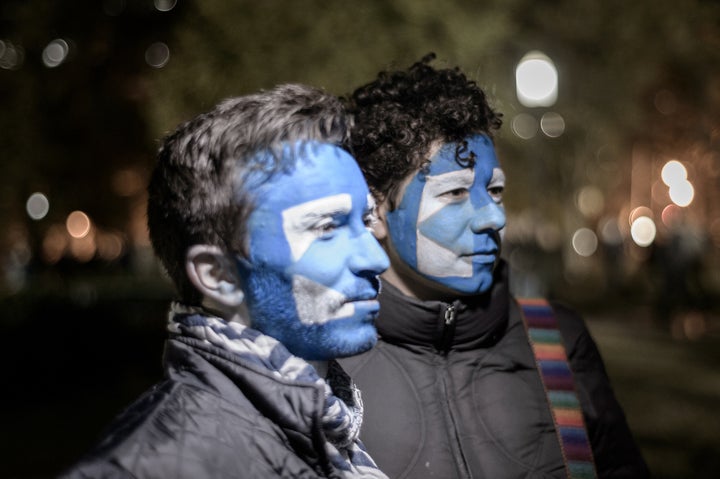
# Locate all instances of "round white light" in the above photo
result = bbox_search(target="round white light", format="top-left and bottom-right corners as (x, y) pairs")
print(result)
(26, 192), (50, 220)
(516, 51), (558, 107)
(630, 216), (656, 247)
(668, 180), (694, 207)
(572, 228), (598, 257)
(661, 160), (687, 187)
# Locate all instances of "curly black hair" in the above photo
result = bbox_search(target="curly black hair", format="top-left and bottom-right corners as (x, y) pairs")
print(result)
(344, 53), (502, 205)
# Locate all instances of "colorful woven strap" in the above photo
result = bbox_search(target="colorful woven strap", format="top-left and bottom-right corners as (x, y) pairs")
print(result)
(518, 298), (598, 479)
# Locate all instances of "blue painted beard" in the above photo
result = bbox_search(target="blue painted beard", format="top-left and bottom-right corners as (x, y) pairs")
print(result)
(236, 259), (381, 360)
(386, 134), (506, 296)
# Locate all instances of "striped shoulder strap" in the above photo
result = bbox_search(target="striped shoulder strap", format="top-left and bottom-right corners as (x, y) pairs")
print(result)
(518, 298), (598, 479)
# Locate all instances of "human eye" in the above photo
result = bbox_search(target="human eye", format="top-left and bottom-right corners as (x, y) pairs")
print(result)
(488, 169), (505, 204)
(439, 187), (470, 201)
(487, 184), (504, 203)
(310, 217), (341, 239)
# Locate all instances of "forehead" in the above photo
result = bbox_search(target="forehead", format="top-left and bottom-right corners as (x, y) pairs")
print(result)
(252, 142), (368, 209)
(427, 134), (499, 175)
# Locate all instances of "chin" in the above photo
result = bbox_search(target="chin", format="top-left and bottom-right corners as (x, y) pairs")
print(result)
(325, 321), (379, 359)
(431, 274), (494, 296)
(292, 319), (379, 361)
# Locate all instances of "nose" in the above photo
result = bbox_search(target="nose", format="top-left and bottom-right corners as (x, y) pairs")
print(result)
(470, 202), (506, 233)
(348, 230), (390, 276)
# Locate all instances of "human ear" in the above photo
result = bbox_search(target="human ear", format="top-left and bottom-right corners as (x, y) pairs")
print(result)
(373, 200), (389, 241)
(185, 244), (245, 307)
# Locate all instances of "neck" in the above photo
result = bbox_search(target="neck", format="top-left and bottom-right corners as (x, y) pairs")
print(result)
(309, 360), (329, 378)
(200, 297), (252, 326)
(381, 264), (462, 303)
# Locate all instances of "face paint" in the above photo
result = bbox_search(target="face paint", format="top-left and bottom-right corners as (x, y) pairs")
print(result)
(238, 142), (389, 360)
(386, 134), (506, 295)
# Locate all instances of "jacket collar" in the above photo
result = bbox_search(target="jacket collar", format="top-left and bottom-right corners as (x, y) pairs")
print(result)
(375, 260), (510, 352)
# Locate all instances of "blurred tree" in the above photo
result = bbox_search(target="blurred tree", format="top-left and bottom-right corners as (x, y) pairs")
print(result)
(0, 0), (718, 295)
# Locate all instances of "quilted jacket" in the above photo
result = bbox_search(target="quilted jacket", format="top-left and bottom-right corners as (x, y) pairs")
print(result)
(340, 261), (650, 479)
(60, 336), (360, 478)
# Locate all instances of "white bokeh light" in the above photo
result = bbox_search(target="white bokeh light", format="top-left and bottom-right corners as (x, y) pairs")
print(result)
(516, 51), (558, 107)
(511, 113), (538, 139)
(145, 42), (170, 68)
(661, 160), (687, 187)
(42, 39), (69, 68)
(668, 180), (694, 207)
(572, 228), (598, 257)
(630, 216), (657, 247)
(154, 0), (177, 12)
(26, 192), (50, 220)
(540, 111), (565, 137)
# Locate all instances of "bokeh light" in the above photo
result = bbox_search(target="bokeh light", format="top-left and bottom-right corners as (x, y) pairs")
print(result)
(629, 206), (653, 225)
(630, 216), (656, 247)
(540, 112), (565, 137)
(576, 185), (604, 218)
(515, 51), (558, 107)
(599, 216), (623, 246)
(0, 39), (24, 70)
(154, 0), (177, 12)
(70, 233), (97, 263)
(668, 180), (694, 207)
(536, 223), (562, 251)
(145, 42), (170, 68)
(66, 211), (92, 239)
(661, 160), (687, 187)
(42, 39), (69, 68)
(42, 224), (68, 264)
(572, 228), (598, 257)
(96, 232), (125, 261)
(511, 113), (538, 139)
(26, 192), (50, 220)
(661, 204), (683, 227)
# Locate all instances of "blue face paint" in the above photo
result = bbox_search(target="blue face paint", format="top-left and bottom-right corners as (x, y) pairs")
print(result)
(386, 134), (506, 295)
(238, 142), (389, 360)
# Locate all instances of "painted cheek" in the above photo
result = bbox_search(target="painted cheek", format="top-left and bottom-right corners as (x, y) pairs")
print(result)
(386, 181), (424, 269)
(288, 238), (344, 286)
(417, 201), (474, 253)
(247, 208), (292, 267)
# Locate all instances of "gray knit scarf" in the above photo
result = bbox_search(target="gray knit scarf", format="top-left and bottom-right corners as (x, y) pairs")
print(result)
(168, 303), (387, 479)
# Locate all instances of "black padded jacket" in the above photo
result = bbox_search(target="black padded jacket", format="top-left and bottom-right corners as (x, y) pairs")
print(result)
(60, 336), (360, 479)
(340, 263), (650, 479)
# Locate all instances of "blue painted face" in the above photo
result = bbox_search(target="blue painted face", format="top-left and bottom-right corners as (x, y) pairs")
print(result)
(237, 142), (390, 360)
(386, 134), (506, 295)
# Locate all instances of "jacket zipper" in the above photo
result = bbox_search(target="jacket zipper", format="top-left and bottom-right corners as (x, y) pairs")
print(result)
(438, 303), (471, 478)
(438, 304), (456, 355)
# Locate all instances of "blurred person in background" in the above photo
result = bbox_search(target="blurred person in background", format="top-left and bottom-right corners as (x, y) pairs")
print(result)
(339, 54), (650, 479)
(60, 84), (390, 479)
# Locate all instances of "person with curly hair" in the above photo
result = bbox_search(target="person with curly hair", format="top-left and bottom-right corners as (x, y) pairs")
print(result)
(339, 54), (650, 479)
(59, 84), (390, 479)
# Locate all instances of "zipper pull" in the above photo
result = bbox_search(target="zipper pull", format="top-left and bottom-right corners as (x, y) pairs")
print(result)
(444, 305), (456, 326)
(436, 304), (457, 355)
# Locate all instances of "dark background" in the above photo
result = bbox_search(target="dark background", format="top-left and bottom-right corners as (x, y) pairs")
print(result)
(1, 1), (719, 477)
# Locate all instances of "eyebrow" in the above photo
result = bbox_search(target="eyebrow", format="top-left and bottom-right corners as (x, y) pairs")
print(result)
(282, 194), (353, 231)
(424, 168), (475, 194)
(489, 168), (506, 185)
(295, 208), (349, 228)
